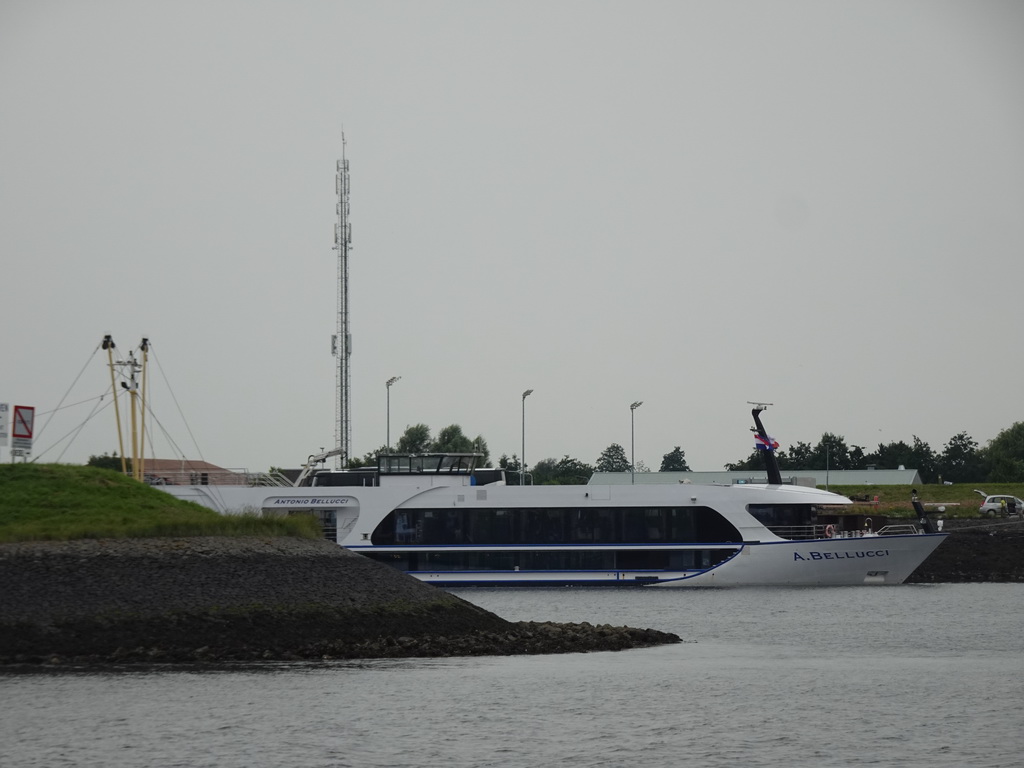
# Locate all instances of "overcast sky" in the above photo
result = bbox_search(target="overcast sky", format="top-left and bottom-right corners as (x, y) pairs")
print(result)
(2, 1), (1022, 473)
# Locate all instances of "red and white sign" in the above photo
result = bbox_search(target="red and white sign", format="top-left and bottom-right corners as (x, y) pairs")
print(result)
(11, 405), (34, 452)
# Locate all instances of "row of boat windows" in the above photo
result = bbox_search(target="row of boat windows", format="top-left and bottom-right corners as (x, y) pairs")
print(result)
(364, 548), (736, 573)
(370, 506), (741, 546)
(746, 504), (817, 527)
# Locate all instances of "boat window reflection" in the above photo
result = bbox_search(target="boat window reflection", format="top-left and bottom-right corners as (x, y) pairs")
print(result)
(370, 506), (741, 546)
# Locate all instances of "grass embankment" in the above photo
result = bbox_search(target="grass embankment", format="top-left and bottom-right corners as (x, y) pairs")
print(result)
(0, 464), (321, 543)
(826, 483), (1024, 517)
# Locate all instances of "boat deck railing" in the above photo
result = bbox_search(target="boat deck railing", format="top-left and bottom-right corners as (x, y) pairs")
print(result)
(767, 524), (906, 540)
(767, 524), (827, 540)
(145, 469), (294, 487)
(245, 471), (294, 487)
(875, 524), (921, 536)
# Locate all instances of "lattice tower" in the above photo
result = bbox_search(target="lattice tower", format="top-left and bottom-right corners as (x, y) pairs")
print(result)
(332, 138), (352, 468)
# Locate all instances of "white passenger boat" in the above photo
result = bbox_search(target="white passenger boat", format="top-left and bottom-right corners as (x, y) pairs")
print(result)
(159, 408), (947, 587)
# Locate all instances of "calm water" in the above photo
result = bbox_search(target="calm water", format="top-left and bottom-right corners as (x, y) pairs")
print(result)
(3, 584), (1023, 768)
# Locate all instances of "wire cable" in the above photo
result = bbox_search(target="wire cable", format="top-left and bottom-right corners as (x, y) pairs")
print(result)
(150, 346), (206, 462)
(35, 343), (102, 442)
(32, 396), (114, 463)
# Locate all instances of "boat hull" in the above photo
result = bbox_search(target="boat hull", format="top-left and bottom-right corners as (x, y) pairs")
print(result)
(159, 484), (947, 587)
(657, 533), (947, 587)
(350, 532), (947, 587)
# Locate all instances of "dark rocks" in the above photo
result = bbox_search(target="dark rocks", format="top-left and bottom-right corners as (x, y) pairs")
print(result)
(0, 537), (680, 664)
(908, 519), (1024, 583)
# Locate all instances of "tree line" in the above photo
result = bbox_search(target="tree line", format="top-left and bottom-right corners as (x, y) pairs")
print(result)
(347, 423), (491, 468)
(345, 423), (693, 485)
(367, 420), (1024, 485)
(502, 444), (692, 485)
(89, 420), (1024, 486)
(723, 424), (1024, 484)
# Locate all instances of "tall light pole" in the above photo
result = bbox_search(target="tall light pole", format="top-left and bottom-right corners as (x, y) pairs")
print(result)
(825, 442), (830, 492)
(521, 389), (533, 485)
(386, 376), (401, 451)
(630, 401), (643, 484)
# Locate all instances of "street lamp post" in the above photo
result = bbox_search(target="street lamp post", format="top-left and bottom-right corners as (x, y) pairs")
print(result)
(825, 443), (830, 492)
(630, 401), (643, 484)
(386, 376), (401, 451)
(521, 389), (533, 485)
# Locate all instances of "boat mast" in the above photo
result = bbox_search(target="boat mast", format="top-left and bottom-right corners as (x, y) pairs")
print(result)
(137, 337), (149, 481)
(126, 349), (140, 480)
(102, 334), (149, 479)
(749, 401), (783, 485)
(102, 335), (127, 474)
(332, 136), (352, 468)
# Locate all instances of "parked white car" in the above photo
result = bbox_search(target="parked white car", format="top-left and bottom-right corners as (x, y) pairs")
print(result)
(974, 490), (1024, 517)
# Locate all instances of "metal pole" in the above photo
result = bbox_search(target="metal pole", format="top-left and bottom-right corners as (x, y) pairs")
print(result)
(127, 351), (139, 481)
(630, 401), (643, 484)
(139, 338), (149, 480)
(521, 389), (533, 485)
(102, 336), (127, 475)
(386, 376), (400, 451)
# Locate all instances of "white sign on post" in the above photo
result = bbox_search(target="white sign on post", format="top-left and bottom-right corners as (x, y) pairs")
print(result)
(0, 403), (8, 446)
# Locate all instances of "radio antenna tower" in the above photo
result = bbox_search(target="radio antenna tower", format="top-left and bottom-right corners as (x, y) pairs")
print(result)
(332, 135), (352, 468)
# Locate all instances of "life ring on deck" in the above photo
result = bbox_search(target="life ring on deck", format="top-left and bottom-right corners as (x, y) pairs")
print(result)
(825, 524), (835, 538)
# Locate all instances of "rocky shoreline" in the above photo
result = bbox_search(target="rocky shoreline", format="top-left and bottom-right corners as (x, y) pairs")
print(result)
(0, 537), (680, 664)
(907, 517), (1024, 583)
(3, 521), (1019, 665)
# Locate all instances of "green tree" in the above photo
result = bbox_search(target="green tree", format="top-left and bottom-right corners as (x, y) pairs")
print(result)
(864, 440), (913, 470)
(531, 455), (595, 485)
(498, 453), (521, 472)
(530, 457), (559, 484)
(864, 436), (936, 481)
(348, 445), (390, 469)
(907, 436), (937, 483)
(469, 435), (491, 467)
(779, 441), (812, 469)
(87, 452), (130, 473)
(938, 432), (982, 483)
(396, 423), (432, 453)
(596, 443), (630, 473)
(554, 455), (595, 484)
(983, 422), (1024, 482)
(724, 450), (762, 471)
(426, 425), (491, 466)
(808, 433), (857, 470)
(433, 424), (474, 453)
(659, 446), (690, 472)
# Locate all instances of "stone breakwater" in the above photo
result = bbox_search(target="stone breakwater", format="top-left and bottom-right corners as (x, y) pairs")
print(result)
(0, 537), (680, 664)
(907, 518), (1024, 583)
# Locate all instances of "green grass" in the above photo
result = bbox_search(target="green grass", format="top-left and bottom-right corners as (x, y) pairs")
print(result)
(0, 464), (322, 543)
(826, 483), (1024, 517)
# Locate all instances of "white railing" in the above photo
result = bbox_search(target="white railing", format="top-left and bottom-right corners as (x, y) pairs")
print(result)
(144, 469), (294, 487)
(767, 524), (897, 540)
(244, 471), (294, 487)
(766, 524), (824, 540)
(876, 524), (921, 536)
